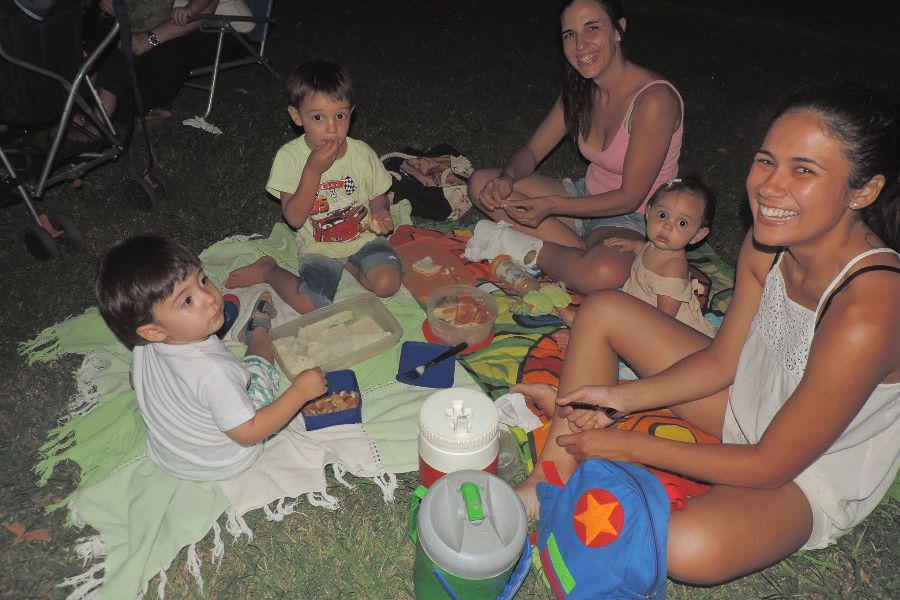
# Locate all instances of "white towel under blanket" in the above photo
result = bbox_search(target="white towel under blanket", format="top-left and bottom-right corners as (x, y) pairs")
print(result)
(220, 422), (396, 516)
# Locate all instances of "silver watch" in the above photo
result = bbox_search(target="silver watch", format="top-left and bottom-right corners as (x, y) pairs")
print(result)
(146, 31), (161, 49)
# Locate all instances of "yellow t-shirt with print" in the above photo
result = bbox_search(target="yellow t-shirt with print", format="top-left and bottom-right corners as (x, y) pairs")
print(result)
(266, 136), (392, 259)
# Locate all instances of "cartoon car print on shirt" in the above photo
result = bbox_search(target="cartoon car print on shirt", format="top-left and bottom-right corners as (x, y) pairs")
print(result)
(317, 176), (357, 203)
(313, 204), (369, 242)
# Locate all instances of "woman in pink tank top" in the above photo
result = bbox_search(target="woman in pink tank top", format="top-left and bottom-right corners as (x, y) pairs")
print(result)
(468, 0), (684, 292)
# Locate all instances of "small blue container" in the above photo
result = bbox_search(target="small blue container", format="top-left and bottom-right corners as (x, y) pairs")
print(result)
(215, 300), (241, 338)
(303, 370), (362, 431)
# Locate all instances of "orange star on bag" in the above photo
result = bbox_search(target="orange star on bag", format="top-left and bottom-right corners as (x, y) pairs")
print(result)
(573, 489), (623, 547)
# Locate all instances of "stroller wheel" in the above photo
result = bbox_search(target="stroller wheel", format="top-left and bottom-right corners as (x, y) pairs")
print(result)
(46, 213), (87, 252)
(121, 176), (154, 212)
(24, 222), (61, 261)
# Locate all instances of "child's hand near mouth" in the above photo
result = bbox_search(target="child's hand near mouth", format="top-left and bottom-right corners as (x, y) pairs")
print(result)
(306, 139), (341, 174)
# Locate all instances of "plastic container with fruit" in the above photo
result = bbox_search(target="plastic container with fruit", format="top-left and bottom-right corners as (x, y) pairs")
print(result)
(426, 284), (498, 347)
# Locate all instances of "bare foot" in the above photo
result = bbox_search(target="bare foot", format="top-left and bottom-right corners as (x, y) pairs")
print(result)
(558, 306), (577, 326)
(516, 476), (542, 518)
(510, 382), (559, 417)
(226, 256), (276, 289)
(550, 328), (570, 354)
(145, 107), (174, 120)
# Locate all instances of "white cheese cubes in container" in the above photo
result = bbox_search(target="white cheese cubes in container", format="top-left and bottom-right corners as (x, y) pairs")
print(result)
(270, 293), (403, 376)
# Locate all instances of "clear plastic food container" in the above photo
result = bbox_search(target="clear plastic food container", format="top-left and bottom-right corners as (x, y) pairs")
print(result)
(426, 284), (498, 347)
(270, 293), (403, 377)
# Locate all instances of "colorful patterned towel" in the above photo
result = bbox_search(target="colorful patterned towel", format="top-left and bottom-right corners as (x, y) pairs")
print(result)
(390, 225), (736, 470)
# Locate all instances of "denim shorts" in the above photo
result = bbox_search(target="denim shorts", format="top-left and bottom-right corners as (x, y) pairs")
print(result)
(297, 237), (404, 309)
(561, 177), (647, 238)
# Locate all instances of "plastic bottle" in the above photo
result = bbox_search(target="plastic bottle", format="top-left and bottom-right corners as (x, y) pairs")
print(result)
(490, 255), (540, 296)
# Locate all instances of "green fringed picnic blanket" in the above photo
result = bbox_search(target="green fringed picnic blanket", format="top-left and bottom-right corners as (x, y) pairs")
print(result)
(21, 218), (485, 599)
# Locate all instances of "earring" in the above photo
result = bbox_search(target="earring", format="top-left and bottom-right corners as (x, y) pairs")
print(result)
(850, 203), (859, 209)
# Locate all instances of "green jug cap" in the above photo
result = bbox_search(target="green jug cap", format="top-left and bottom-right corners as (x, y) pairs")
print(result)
(459, 482), (484, 523)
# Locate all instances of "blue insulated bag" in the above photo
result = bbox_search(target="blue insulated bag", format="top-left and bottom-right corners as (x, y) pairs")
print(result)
(536, 459), (670, 599)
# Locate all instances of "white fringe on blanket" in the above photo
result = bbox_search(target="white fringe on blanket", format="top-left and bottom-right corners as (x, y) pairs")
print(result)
(60, 470), (392, 600)
(51, 352), (398, 600)
(154, 562), (169, 600)
(68, 353), (105, 421)
(58, 544), (105, 600)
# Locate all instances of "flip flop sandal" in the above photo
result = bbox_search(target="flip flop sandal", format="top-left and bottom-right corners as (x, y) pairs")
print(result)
(241, 316), (271, 344)
(254, 297), (278, 319)
(240, 297), (278, 344)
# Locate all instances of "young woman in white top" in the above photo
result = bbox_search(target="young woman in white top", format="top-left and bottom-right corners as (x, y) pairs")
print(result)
(513, 82), (900, 584)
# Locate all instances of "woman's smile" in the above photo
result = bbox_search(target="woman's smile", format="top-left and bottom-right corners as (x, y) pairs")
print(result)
(577, 51), (601, 65)
(757, 204), (799, 223)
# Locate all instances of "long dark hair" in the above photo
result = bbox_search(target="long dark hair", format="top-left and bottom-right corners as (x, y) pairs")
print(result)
(774, 82), (900, 250)
(559, 0), (626, 140)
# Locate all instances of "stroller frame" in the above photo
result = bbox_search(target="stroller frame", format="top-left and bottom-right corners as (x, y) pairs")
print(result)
(1, 18), (162, 259)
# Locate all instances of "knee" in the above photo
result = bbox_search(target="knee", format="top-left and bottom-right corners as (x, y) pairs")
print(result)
(467, 168), (490, 198)
(467, 168), (499, 212)
(566, 259), (629, 294)
(666, 519), (731, 585)
(368, 269), (402, 298)
(573, 290), (626, 326)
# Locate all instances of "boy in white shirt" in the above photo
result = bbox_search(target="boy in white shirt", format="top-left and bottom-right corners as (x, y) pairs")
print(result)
(96, 235), (327, 481)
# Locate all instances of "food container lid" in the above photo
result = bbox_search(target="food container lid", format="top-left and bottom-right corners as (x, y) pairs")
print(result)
(419, 389), (499, 450)
(417, 470), (527, 579)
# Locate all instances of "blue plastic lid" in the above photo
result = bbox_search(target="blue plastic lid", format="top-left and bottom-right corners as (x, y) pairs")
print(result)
(396, 341), (455, 388)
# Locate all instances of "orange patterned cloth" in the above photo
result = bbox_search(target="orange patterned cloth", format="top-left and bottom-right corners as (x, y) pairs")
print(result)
(392, 225), (721, 502)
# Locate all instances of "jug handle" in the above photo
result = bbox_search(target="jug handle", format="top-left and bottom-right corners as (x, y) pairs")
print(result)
(432, 568), (464, 600)
(408, 484), (428, 544)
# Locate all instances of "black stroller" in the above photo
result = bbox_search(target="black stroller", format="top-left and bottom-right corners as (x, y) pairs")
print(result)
(0, 0), (165, 260)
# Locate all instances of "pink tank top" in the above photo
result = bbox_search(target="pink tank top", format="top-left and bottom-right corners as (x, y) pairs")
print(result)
(577, 80), (683, 214)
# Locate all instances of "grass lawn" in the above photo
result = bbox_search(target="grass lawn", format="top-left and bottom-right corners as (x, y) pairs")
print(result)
(2, 1), (898, 598)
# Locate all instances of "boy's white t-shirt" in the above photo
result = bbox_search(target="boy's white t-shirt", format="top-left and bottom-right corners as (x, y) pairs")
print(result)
(132, 336), (262, 481)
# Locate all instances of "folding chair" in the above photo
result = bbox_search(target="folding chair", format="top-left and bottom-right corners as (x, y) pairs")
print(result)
(185, 0), (279, 119)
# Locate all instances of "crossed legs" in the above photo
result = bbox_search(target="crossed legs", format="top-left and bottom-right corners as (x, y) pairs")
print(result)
(468, 169), (640, 292)
(225, 256), (402, 316)
(515, 290), (812, 582)
(226, 257), (316, 315)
